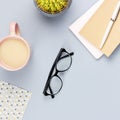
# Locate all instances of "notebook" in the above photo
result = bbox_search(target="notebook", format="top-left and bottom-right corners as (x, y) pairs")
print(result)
(0, 80), (32, 120)
(69, 0), (104, 59)
(80, 0), (120, 57)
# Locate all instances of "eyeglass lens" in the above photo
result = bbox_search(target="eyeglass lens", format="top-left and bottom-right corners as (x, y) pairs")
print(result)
(56, 51), (72, 72)
(46, 75), (63, 95)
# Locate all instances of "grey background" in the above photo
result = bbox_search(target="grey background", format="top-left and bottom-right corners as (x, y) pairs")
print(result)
(0, 0), (120, 120)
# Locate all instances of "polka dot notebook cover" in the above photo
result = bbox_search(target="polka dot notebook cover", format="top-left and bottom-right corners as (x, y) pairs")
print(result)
(0, 80), (32, 120)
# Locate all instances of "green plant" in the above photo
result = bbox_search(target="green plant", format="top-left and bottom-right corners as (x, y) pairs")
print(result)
(35, 0), (69, 14)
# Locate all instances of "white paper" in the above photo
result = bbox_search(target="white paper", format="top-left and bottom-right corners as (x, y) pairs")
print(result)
(69, 0), (104, 59)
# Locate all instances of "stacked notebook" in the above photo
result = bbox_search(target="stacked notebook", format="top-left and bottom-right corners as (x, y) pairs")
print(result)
(70, 0), (120, 59)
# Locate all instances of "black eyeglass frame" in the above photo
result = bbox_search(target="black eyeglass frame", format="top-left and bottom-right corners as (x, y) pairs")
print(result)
(43, 48), (74, 98)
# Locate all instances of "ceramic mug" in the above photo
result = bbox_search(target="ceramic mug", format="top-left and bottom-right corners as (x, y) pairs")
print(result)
(0, 22), (30, 71)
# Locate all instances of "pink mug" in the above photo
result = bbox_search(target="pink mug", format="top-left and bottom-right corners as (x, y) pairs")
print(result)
(0, 22), (30, 71)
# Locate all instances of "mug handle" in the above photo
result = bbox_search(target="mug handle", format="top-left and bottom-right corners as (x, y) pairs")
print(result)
(10, 22), (20, 36)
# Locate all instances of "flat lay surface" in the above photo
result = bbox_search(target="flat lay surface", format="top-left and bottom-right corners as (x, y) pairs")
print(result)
(0, 0), (120, 120)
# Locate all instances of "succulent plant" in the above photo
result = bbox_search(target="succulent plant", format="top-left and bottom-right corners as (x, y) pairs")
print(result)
(35, 0), (69, 14)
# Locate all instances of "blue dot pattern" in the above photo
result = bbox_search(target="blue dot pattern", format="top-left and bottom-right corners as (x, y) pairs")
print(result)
(0, 81), (32, 120)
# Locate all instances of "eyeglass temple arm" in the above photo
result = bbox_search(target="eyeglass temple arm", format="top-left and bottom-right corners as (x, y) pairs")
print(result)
(48, 85), (55, 98)
(60, 52), (74, 59)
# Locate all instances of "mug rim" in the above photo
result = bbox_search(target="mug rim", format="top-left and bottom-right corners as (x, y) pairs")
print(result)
(0, 35), (30, 71)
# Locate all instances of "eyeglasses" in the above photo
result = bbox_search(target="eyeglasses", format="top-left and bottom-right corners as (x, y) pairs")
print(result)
(43, 48), (74, 98)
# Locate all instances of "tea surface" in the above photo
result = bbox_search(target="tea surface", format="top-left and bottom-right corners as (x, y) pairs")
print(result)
(0, 38), (29, 68)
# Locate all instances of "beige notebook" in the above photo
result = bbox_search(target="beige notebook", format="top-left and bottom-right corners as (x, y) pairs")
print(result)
(80, 0), (120, 57)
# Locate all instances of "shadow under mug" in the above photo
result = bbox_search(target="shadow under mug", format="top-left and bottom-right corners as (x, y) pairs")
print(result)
(0, 22), (30, 71)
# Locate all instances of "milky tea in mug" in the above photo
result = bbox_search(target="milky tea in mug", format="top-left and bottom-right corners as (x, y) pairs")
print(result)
(0, 22), (30, 71)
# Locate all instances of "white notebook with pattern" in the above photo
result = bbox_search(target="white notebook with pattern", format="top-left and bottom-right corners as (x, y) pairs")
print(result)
(0, 80), (32, 120)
